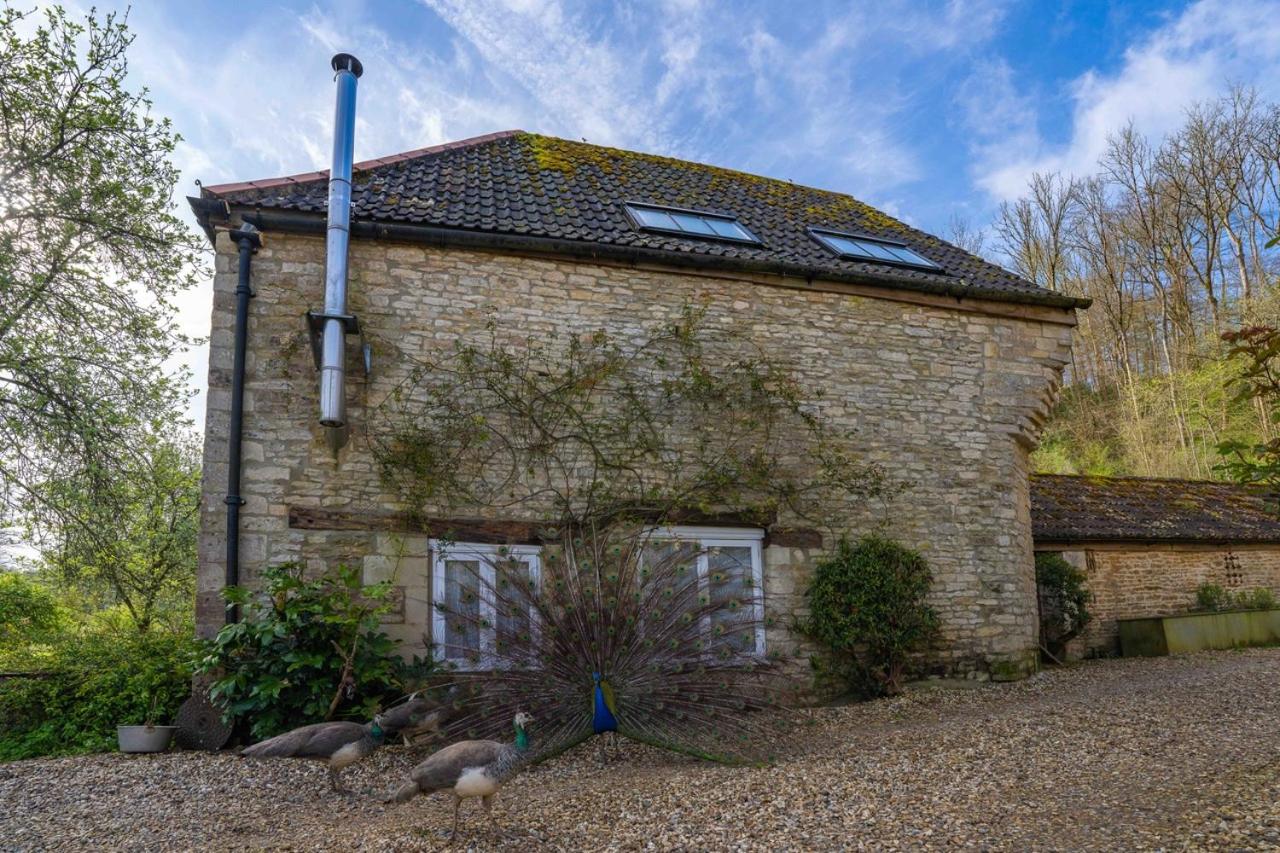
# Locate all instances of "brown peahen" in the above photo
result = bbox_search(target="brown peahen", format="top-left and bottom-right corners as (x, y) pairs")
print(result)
(386, 710), (534, 838)
(239, 694), (441, 792)
(429, 527), (785, 766)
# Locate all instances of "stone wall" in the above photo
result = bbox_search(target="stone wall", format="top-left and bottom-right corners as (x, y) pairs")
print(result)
(199, 227), (1077, 683)
(1041, 545), (1280, 656)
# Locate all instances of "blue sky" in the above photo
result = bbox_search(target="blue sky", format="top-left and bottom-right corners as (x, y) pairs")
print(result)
(73, 0), (1280, 424)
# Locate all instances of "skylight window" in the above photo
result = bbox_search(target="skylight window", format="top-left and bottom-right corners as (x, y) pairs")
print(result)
(810, 229), (940, 271)
(625, 203), (760, 244)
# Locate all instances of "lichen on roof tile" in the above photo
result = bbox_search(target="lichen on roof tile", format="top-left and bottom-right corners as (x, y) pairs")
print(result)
(1031, 474), (1280, 543)
(198, 130), (1086, 308)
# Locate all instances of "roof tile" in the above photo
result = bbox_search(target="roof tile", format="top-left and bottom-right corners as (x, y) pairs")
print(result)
(200, 130), (1083, 308)
(1031, 474), (1280, 544)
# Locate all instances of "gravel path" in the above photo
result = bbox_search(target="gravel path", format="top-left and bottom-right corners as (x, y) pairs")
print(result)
(3, 649), (1279, 851)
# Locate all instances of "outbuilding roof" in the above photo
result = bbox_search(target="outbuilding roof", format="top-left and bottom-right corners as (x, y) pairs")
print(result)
(1031, 474), (1280, 545)
(193, 130), (1087, 311)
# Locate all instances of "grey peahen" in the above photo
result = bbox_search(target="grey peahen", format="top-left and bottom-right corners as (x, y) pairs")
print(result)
(239, 693), (441, 792)
(385, 711), (534, 838)
(429, 527), (786, 766)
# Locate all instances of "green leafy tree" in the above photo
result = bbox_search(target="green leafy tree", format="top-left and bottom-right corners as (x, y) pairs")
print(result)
(1217, 326), (1280, 490)
(33, 432), (201, 632)
(0, 6), (201, 538)
(197, 563), (423, 739)
(0, 571), (64, 659)
(801, 536), (939, 697)
(1034, 552), (1091, 660)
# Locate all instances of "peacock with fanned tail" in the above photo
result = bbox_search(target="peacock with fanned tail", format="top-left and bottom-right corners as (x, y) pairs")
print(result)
(429, 526), (788, 765)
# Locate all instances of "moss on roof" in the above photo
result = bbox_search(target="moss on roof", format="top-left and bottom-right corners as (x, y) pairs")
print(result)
(1032, 474), (1280, 544)
(196, 129), (1087, 309)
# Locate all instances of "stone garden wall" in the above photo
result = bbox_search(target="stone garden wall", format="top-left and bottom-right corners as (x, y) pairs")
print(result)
(199, 226), (1077, 683)
(1046, 545), (1280, 656)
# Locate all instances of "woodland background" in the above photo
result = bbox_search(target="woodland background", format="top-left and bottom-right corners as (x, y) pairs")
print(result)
(960, 87), (1280, 480)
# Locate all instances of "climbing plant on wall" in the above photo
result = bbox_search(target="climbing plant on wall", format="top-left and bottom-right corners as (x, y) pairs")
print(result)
(370, 304), (890, 532)
(366, 305), (895, 763)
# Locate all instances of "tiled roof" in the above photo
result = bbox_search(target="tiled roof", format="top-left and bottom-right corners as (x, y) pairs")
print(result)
(196, 130), (1087, 310)
(1031, 474), (1280, 544)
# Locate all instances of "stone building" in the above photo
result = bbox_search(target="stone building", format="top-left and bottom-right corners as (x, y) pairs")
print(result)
(191, 130), (1086, 683)
(1032, 474), (1280, 656)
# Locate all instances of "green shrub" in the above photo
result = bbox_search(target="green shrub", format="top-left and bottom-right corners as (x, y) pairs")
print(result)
(1035, 552), (1092, 661)
(1237, 587), (1277, 610)
(0, 618), (195, 760)
(0, 571), (64, 661)
(801, 535), (939, 698)
(197, 563), (426, 739)
(1195, 582), (1231, 611)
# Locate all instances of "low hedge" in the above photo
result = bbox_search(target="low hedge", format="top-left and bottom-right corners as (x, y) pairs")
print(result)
(0, 616), (195, 761)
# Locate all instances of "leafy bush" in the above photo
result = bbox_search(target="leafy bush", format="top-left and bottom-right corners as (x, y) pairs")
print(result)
(1239, 587), (1277, 610)
(1195, 582), (1230, 611)
(1195, 583), (1277, 612)
(0, 571), (64, 659)
(0, 616), (195, 760)
(1035, 552), (1092, 661)
(197, 563), (426, 739)
(801, 535), (939, 698)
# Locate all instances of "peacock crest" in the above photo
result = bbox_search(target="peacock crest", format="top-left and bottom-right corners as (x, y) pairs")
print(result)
(430, 524), (786, 764)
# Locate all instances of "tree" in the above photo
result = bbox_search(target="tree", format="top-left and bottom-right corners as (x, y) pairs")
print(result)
(0, 7), (201, 534)
(1034, 552), (1091, 661)
(1216, 326), (1280, 490)
(1001, 88), (1280, 480)
(34, 432), (202, 632)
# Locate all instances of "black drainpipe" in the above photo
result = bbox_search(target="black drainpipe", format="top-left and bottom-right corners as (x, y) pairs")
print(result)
(224, 224), (261, 624)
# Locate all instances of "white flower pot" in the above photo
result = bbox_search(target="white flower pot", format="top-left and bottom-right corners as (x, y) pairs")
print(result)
(117, 725), (175, 753)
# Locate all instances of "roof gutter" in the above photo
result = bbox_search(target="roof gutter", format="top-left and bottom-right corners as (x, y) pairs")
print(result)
(235, 208), (1091, 312)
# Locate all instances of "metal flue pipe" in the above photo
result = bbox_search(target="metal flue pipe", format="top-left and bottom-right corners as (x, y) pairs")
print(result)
(318, 53), (363, 444)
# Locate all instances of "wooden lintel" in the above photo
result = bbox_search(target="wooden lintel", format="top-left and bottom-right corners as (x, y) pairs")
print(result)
(287, 505), (822, 550)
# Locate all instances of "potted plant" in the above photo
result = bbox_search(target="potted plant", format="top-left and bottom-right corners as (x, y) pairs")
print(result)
(117, 693), (176, 753)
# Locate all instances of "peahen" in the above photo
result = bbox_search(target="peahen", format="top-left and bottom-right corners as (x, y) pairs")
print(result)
(385, 710), (534, 838)
(239, 693), (440, 792)
(430, 527), (785, 766)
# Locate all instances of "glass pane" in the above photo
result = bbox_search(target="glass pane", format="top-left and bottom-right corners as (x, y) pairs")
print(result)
(640, 540), (701, 656)
(827, 235), (874, 258)
(443, 558), (481, 660)
(707, 546), (757, 658)
(707, 218), (753, 240)
(886, 245), (935, 267)
(854, 240), (904, 261)
(494, 556), (533, 661)
(630, 206), (679, 230)
(670, 212), (717, 235)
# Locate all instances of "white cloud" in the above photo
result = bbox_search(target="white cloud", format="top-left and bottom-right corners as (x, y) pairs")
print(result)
(89, 0), (1017, 428)
(418, 0), (666, 148)
(973, 0), (1280, 201)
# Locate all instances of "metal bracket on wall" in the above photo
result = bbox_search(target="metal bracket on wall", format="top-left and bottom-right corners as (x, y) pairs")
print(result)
(305, 310), (372, 376)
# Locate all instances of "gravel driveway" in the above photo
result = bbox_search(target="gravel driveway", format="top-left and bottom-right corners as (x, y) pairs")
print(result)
(3, 648), (1279, 851)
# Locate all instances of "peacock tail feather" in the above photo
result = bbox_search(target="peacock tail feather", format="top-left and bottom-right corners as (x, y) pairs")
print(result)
(427, 524), (790, 765)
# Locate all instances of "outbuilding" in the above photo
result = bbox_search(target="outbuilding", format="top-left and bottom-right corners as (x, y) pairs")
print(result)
(1032, 473), (1280, 656)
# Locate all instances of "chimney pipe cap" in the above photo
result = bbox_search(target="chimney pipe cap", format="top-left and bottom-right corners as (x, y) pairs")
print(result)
(331, 53), (364, 78)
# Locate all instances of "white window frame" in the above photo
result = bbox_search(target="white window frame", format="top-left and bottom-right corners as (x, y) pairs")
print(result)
(430, 541), (541, 670)
(645, 526), (766, 658)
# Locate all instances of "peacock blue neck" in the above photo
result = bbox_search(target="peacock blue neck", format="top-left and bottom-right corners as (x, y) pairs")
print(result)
(592, 672), (618, 734)
(370, 723), (384, 743)
(514, 723), (529, 751)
